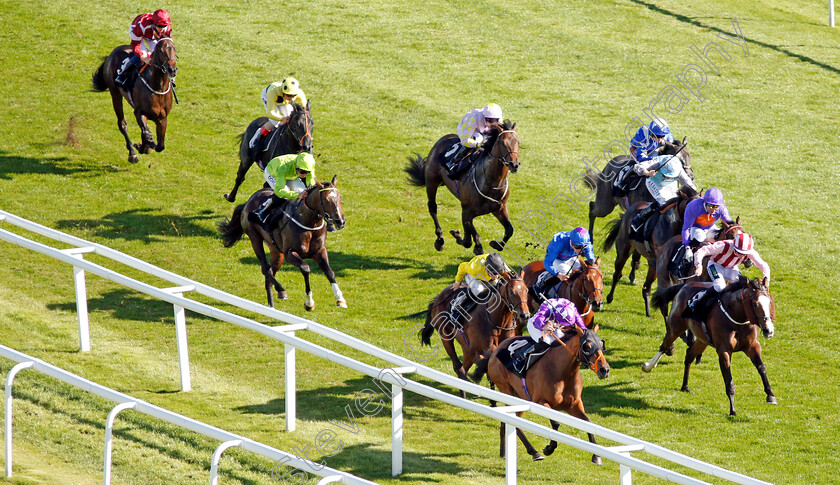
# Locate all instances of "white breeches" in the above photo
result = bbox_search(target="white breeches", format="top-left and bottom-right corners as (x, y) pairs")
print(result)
(527, 316), (563, 344)
(549, 256), (581, 276)
(263, 169), (306, 194)
(464, 274), (489, 299)
(646, 179), (679, 205)
(707, 261), (741, 292)
(138, 38), (158, 58)
(689, 226), (717, 243)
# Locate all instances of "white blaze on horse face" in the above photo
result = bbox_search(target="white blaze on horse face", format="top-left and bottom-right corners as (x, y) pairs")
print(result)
(758, 295), (774, 337)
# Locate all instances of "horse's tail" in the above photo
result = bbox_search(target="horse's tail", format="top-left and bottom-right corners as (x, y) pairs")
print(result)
(470, 354), (491, 383)
(584, 169), (600, 191)
(218, 204), (246, 247)
(651, 284), (685, 314)
(404, 153), (427, 187)
(91, 59), (108, 92)
(419, 300), (436, 346)
(602, 217), (622, 252)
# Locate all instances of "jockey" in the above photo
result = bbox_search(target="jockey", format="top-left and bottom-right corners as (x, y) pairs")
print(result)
(448, 104), (503, 175)
(532, 227), (596, 301)
(450, 253), (512, 316)
(629, 154), (696, 233)
(680, 187), (734, 260)
(688, 233), (770, 312)
(249, 152), (316, 227)
(115, 9), (172, 88)
(615, 119), (673, 192)
(526, 298), (586, 344)
(248, 77), (308, 150)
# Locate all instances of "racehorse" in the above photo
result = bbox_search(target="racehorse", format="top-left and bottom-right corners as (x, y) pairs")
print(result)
(519, 258), (603, 331)
(419, 273), (531, 397)
(217, 178), (347, 310)
(602, 186), (699, 317)
(92, 38), (177, 165)
(471, 326), (609, 463)
(584, 138), (692, 244)
(404, 120), (520, 255)
(643, 278), (776, 416)
(224, 102), (314, 202)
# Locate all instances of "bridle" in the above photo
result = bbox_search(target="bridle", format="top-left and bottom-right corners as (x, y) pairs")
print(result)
(301, 185), (340, 228)
(554, 329), (607, 374)
(492, 130), (519, 170)
(288, 108), (313, 148)
(576, 266), (603, 314)
(140, 39), (177, 98)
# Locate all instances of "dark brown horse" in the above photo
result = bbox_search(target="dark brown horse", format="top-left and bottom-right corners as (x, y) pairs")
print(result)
(218, 178), (346, 310)
(585, 139), (692, 244)
(519, 258), (603, 331)
(224, 102), (314, 202)
(92, 38), (178, 164)
(404, 120), (520, 255)
(602, 186), (699, 317)
(419, 273), (531, 397)
(471, 326), (609, 463)
(644, 278), (776, 416)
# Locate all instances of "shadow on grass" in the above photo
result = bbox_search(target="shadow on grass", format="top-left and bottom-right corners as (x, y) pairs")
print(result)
(56, 208), (218, 243)
(630, 0), (840, 75)
(46, 288), (216, 323)
(233, 250), (443, 279)
(0, 150), (119, 180)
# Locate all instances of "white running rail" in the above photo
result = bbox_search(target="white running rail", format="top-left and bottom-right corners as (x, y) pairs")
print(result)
(0, 210), (772, 485)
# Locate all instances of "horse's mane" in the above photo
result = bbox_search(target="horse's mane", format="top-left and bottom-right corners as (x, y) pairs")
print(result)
(678, 185), (698, 200)
(484, 119), (516, 147)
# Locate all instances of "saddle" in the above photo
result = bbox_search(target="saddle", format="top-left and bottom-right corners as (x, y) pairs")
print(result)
(114, 52), (141, 93)
(612, 166), (645, 196)
(630, 204), (677, 243)
(448, 286), (479, 326)
(681, 288), (716, 322)
(443, 140), (485, 178)
(499, 334), (573, 378)
(250, 123), (288, 166)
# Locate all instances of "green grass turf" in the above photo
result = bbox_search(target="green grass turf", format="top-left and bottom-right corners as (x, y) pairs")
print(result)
(1, 0), (839, 483)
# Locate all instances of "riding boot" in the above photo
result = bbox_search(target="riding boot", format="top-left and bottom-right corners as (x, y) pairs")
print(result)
(687, 288), (719, 320)
(249, 195), (279, 226)
(531, 274), (560, 302)
(448, 145), (471, 176)
(115, 56), (139, 88)
(249, 127), (271, 150)
(630, 202), (658, 233)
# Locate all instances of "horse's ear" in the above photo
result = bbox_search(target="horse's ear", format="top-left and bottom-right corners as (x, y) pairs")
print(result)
(331, 174), (337, 186)
(681, 135), (687, 145)
(575, 325), (585, 337)
(594, 256), (601, 267)
(735, 215), (741, 224)
(762, 276), (770, 289)
(306, 99), (311, 111)
(512, 122), (517, 130)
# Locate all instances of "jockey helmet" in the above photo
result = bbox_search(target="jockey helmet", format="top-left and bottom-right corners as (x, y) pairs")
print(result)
(570, 227), (589, 247)
(733, 233), (754, 254)
(295, 153), (315, 172)
(281, 77), (301, 96)
(481, 104), (503, 121)
(658, 156), (681, 178)
(648, 118), (671, 138)
(152, 9), (171, 26)
(484, 253), (506, 278)
(630, 125), (652, 148)
(703, 187), (724, 206)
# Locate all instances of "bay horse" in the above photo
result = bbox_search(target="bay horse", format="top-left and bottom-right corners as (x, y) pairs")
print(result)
(419, 273), (531, 397)
(519, 258), (603, 331)
(471, 326), (609, 463)
(404, 120), (520, 255)
(602, 186), (699, 317)
(643, 278), (776, 416)
(224, 102), (314, 202)
(92, 38), (177, 164)
(584, 138), (692, 244)
(217, 178), (347, 310)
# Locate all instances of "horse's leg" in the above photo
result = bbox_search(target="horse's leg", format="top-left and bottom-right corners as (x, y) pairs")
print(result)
(153, 116), (167, 152)
(312, 249), (347, 308)
(642, 314), (689, 372)
(425, 179), (446, 251)
(642, 259), (657, 318)
(628, 250), (641, 285)
(680, 339), (708, 393)
(285, 250), (313, 311)
(746, 343), (777, 405)
(489, 204), (514, 252)
(542, 417), (560, 456)
(246, 234), (283, 307)
(565, 399), (602, 465)
(451, 211), (482, 255)
(715, 349), (738, 416)
(109, 89), (139, 164)
(269, 245), (288, 300)
(513, 411), (544, 461)
(438, 327), (468, 399)
(606, 238), (632, 304)
(133, 111), (154, 154)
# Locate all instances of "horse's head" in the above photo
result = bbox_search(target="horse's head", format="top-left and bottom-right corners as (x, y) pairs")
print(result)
(578, 257), (604, 312)
(498, 272), (531, 324)
(745, 277), (775, 339)
(719, 215), (743, 241)
(489, 120), (520, 173)
(153, 38), (178, 80)
(307, 176), (345, 231)
(660, 137), (692, 180)
(577, 326), (609, 379)
(288, 102), (314, 153)
(677, 185), (700, 215)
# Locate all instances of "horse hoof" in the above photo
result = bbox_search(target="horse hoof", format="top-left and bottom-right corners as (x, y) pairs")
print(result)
(223, 193), (235, 202)
(305, 303), (315, 311)
(628, 276), (636, 285)
(155, 145), (164, 152)
(730, 410), (737, 416)
(128, 155), (139, 164)
(767, 396), (777, 405)
(592, 455), (603, 466)
(434, 238), (444, 251)
(606, 295), (613, 304)
(542, 445), (556, 456)
(531, 452), (545, 462)
(277, 291), (289, 300)
(489, 240), (505, 251)
(641, 362), (654, 373)
(336, 299), (348, 308)
(680, 386), (690, 393)
(473, 245), (483, 256)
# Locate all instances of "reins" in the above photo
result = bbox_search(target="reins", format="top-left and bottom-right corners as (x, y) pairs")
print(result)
(472, 129), (518, 205)
(285, 186), (339, 232)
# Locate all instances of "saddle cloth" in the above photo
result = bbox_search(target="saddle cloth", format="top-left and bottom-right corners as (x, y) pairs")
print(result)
(498, 336), (572, 378)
